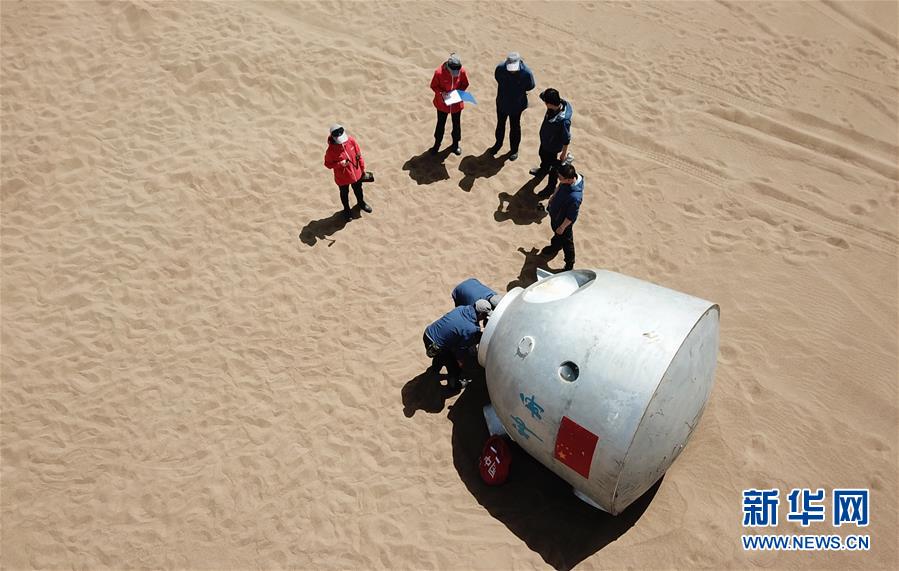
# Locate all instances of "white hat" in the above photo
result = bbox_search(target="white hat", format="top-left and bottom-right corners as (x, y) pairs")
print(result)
(329, 123), (348, 144)
(505, 52), (521, 72)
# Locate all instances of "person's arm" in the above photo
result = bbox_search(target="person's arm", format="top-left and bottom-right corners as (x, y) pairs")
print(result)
(459, 69), (469, 92)
(556, 199), (581, 233)
(355, 140), (365, 171)
(525, 67), (536, 91)
(430, 70), (442, 95)
(494, 64), (502, 84)
(324, 148), (343, 169)
(559, 116), (572, 161)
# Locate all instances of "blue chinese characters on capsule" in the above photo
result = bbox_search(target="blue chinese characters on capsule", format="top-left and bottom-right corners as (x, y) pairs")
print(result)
(519, 393), (544, 420)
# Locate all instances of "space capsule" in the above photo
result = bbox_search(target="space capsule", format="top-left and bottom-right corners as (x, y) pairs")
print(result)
(478, 269), (719, 514)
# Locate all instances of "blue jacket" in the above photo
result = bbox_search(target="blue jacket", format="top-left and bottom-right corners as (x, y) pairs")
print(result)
(425, 305), (481, 352)
(547, 174), (584, 230)
(452, 278), (497, 307)
(539, 98), (573, 154)
(494, 61), (536, 115)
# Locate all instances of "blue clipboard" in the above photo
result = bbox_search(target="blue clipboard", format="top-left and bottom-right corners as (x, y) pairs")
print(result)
(458, 90), (477, 104)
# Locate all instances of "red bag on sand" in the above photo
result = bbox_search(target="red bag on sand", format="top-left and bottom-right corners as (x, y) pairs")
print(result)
(479, 435), (512, 485)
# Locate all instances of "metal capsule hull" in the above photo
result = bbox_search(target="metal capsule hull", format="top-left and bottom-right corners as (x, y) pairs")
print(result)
(478, 269), (719, 514)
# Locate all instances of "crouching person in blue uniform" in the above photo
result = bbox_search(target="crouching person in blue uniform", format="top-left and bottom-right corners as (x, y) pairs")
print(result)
(423, 299), (493, 390)
(451, 278), (504, 310)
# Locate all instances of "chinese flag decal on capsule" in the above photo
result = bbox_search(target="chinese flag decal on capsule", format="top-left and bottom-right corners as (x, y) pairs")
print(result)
(554, 416), (599, 478)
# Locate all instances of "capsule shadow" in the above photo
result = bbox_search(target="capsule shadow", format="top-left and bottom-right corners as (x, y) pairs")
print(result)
(447, 382), (660, 571)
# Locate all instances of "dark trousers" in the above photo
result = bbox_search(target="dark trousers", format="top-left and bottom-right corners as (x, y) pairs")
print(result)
(547, 225), (575, 266)
(494, 109), (523, 152)
(423, 332), (461, 378)
(434, 110), (462, 147)
(534, 147), (561, 191)
(338, 180), (364, 212)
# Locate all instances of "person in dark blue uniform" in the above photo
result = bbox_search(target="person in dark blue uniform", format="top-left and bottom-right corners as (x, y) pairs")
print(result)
(423, 299), (492, 389)
(489, 52), (536, 161)
(451, 278), (503, 309)
(529, 88), (573, 197)
(543, 163), (584, 271)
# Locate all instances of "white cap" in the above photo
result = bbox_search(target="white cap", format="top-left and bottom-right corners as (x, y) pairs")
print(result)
(329, 123), (348, 144)
(505, 52), (521, 71)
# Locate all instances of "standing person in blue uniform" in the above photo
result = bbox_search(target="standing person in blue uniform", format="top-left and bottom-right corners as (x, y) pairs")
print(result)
(542, 163), (584, 271)
(429, 53), (470, 156)
(422, 299), (493, 390)
(452, 278), (503, 309)
(489, 52), (536, 161)
(529, 88), (573, 196)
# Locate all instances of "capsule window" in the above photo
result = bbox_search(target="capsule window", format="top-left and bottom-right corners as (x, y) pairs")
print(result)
(522, 270), (596, 303)
(517, 336), (534, 358)
(558, 361), (579, 382)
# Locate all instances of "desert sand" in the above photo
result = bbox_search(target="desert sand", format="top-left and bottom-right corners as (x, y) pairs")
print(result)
(1, 0), (897, 569)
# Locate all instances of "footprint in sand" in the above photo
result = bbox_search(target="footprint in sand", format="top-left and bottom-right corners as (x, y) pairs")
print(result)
(114, 2), (155, 42)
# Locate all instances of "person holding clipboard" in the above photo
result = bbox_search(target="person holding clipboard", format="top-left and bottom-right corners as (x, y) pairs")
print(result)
(429, 53), (470, 156)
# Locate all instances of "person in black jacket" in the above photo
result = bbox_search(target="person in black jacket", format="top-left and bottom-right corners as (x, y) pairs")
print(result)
(529, 88), (573, 196)
(489, 52), (536, 161)
(542, 163), (584, 271)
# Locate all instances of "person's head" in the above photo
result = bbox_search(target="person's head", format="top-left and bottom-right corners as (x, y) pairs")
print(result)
(505, 52), (521, 73)
(558, 163), (577, 184)
(540, 88), (562, 110)
(475, 299), (493, 321)
(329, 123), (348, 144)
(445, 53), (462, 77)
(488, 293), (503, 309)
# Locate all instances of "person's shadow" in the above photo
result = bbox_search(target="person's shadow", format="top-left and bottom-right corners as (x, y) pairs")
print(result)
(447, 379), (660, 571)
(507, 246), (553, 290)
(495, 177), (548, 225)
(401, 368), (459, 417)
(402, 149), (452, 185)
(458, 150), (508, 192)
(298, 210), (350, 246)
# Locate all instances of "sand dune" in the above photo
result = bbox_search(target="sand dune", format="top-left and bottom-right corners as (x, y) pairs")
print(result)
(2, 1), (896, 569)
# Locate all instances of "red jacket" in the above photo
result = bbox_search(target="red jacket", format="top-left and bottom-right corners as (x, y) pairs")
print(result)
(430, 65), (470, 113)
(323, 135), (365, 186)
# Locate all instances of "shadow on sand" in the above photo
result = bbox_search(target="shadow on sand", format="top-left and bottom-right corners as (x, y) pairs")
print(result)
(458, 150), (508, 192)
(401, 368), (461, 417)
(506, 246), (555, 290)
(402, 149), (452, 185)
(298, 210), (351, 247)
(495, 177), (549, 225)
(447, 379), (660, 571)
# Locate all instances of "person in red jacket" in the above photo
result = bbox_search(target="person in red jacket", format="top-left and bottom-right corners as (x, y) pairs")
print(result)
(323, 124), (373, 221)
(429, 53), (469, 156)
